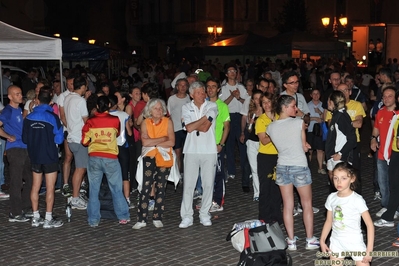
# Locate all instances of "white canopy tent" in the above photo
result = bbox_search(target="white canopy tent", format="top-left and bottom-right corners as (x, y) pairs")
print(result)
(0, 21), (63, 98)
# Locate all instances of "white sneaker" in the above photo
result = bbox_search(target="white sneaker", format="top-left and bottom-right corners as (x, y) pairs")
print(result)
(127, 198), (135, 209)
(296, 204), (319, 214)
(293, 208), (299, 217)
(374, 218), (394, 227)
(71, 197), (87, 210)
(376, 207), (387, 217)
(179, 218), (193, 228)
(0, 190), (9, 199)
(209, 202), (223, 213)
(395, 211), (399, 219)
(200, 217), (212, 226)
(286, 236), (298, 251)
(374, 192), (382, 200)
(153, 220), (163, 228)
(132, 222), (147, 229)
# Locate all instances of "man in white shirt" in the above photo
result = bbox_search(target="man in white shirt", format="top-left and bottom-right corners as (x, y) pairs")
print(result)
(64, 76), (89, 210)
(58, 76), (75, 198)
(167, 78), (191, 174)
(219, 65), (251, 192)
(179, 81), (218, 228)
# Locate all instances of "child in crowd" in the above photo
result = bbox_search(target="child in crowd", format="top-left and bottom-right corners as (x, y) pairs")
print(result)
(320, 162), (374, 265)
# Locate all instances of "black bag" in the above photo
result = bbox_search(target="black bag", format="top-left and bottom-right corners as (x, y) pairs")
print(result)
(248, 222), (287, 253)
(99, 176), (117, 220)
(238, 248), (292, 266)
(312, 123), (322, 137)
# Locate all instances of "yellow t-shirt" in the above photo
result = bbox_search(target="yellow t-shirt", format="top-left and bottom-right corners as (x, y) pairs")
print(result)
(392, 119), (399, 152)
(255, 113), (278, 154)
(326, 100), (366, 142)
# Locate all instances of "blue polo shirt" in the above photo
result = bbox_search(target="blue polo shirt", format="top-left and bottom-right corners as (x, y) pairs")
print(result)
(0, 104), (27, 150)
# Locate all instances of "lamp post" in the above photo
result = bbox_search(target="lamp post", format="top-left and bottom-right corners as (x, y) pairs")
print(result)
(207, 25), (223, 41)
(321, 15), (348, 38)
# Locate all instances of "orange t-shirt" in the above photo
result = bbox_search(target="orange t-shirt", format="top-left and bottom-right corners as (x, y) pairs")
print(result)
(144, 117), (169, 157)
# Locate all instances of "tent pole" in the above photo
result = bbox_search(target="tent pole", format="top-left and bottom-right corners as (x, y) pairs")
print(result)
(0, 61), (3, 103)
(59, 60), (64, 92)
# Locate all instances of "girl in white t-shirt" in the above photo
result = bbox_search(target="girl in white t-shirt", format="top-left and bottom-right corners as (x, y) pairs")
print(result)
(320, 162), (374, 265)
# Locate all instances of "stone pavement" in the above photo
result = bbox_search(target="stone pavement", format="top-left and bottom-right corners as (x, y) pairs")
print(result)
(1, 117), (399, 265)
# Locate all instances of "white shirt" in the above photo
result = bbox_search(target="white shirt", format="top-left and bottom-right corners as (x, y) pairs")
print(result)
(219, 82), (248, 113)
(182, 100), (218, 154)
(325, 191), (368, 238)
(64, 92), (88, 143)
(280, 91), (310, 114)
(307, 100), (323, 132)
(167, 94), (191, 132)
(57, 89), (72, 130)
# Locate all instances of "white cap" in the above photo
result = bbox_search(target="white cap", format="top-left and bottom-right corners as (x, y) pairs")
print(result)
(171, 72), (187, 89)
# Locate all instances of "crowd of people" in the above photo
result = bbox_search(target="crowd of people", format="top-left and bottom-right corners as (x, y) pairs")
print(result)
(3, 55), (399, 264)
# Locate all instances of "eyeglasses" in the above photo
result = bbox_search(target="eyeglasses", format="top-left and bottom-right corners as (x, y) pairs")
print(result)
(285, 80), (299, 85)
(227, 69), (237, 73)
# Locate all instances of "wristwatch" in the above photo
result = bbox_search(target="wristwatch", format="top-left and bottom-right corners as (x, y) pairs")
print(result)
(370, 136), (378, 140)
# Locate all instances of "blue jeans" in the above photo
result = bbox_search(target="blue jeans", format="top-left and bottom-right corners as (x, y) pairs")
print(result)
(275, 165), (312, 187)
(377, 159), (389, 207)
(0, 138), (5, 186)
(87, 157), (130, 225)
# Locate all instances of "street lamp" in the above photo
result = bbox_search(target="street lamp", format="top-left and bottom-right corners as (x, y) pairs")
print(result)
(321, 15), (348, 38)
(88, 39), (96, 44)
(207, 25), (223, 41)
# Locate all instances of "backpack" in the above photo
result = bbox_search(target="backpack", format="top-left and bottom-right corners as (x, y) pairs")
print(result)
(238, 249), (292, 266)
(227, 220), (293, 266)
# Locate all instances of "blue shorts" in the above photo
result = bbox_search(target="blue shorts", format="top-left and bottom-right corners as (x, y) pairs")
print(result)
(174, 130), (187, 150)
(275, 165), (312, 187)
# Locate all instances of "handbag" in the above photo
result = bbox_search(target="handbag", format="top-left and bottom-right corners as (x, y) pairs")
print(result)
(312, 123), (322, 137)
(248, 222), (287, 253)
(154, 147), (173, 168)
(321, 121), (328, 141)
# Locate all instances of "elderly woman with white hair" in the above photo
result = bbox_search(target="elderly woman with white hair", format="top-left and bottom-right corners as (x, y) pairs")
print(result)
(132, 98), (175, 230)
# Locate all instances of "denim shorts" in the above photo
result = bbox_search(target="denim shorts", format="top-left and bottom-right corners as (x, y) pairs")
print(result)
(275, 165), (312, 187)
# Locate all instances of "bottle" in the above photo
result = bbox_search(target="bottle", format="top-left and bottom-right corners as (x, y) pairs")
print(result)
(66, 197), (72, 222)
(247, 113), (256, 132)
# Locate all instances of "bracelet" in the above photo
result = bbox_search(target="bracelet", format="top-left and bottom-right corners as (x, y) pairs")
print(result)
(218, 143), (225, 147)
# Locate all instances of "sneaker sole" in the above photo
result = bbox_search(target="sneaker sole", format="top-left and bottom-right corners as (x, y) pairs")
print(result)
(179, 222), (193, 229)
(71, 206), (87, 210)
(132, 224), (147, 230)
(209, 208), (223, 213)
(306, 245), (320, 250)
(374, 223), (394, 227)
(200, 220), (212, 226)
(32, 222), (44, 227)
(9, 219), (29, 222)
(43, 224), (63, 229)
